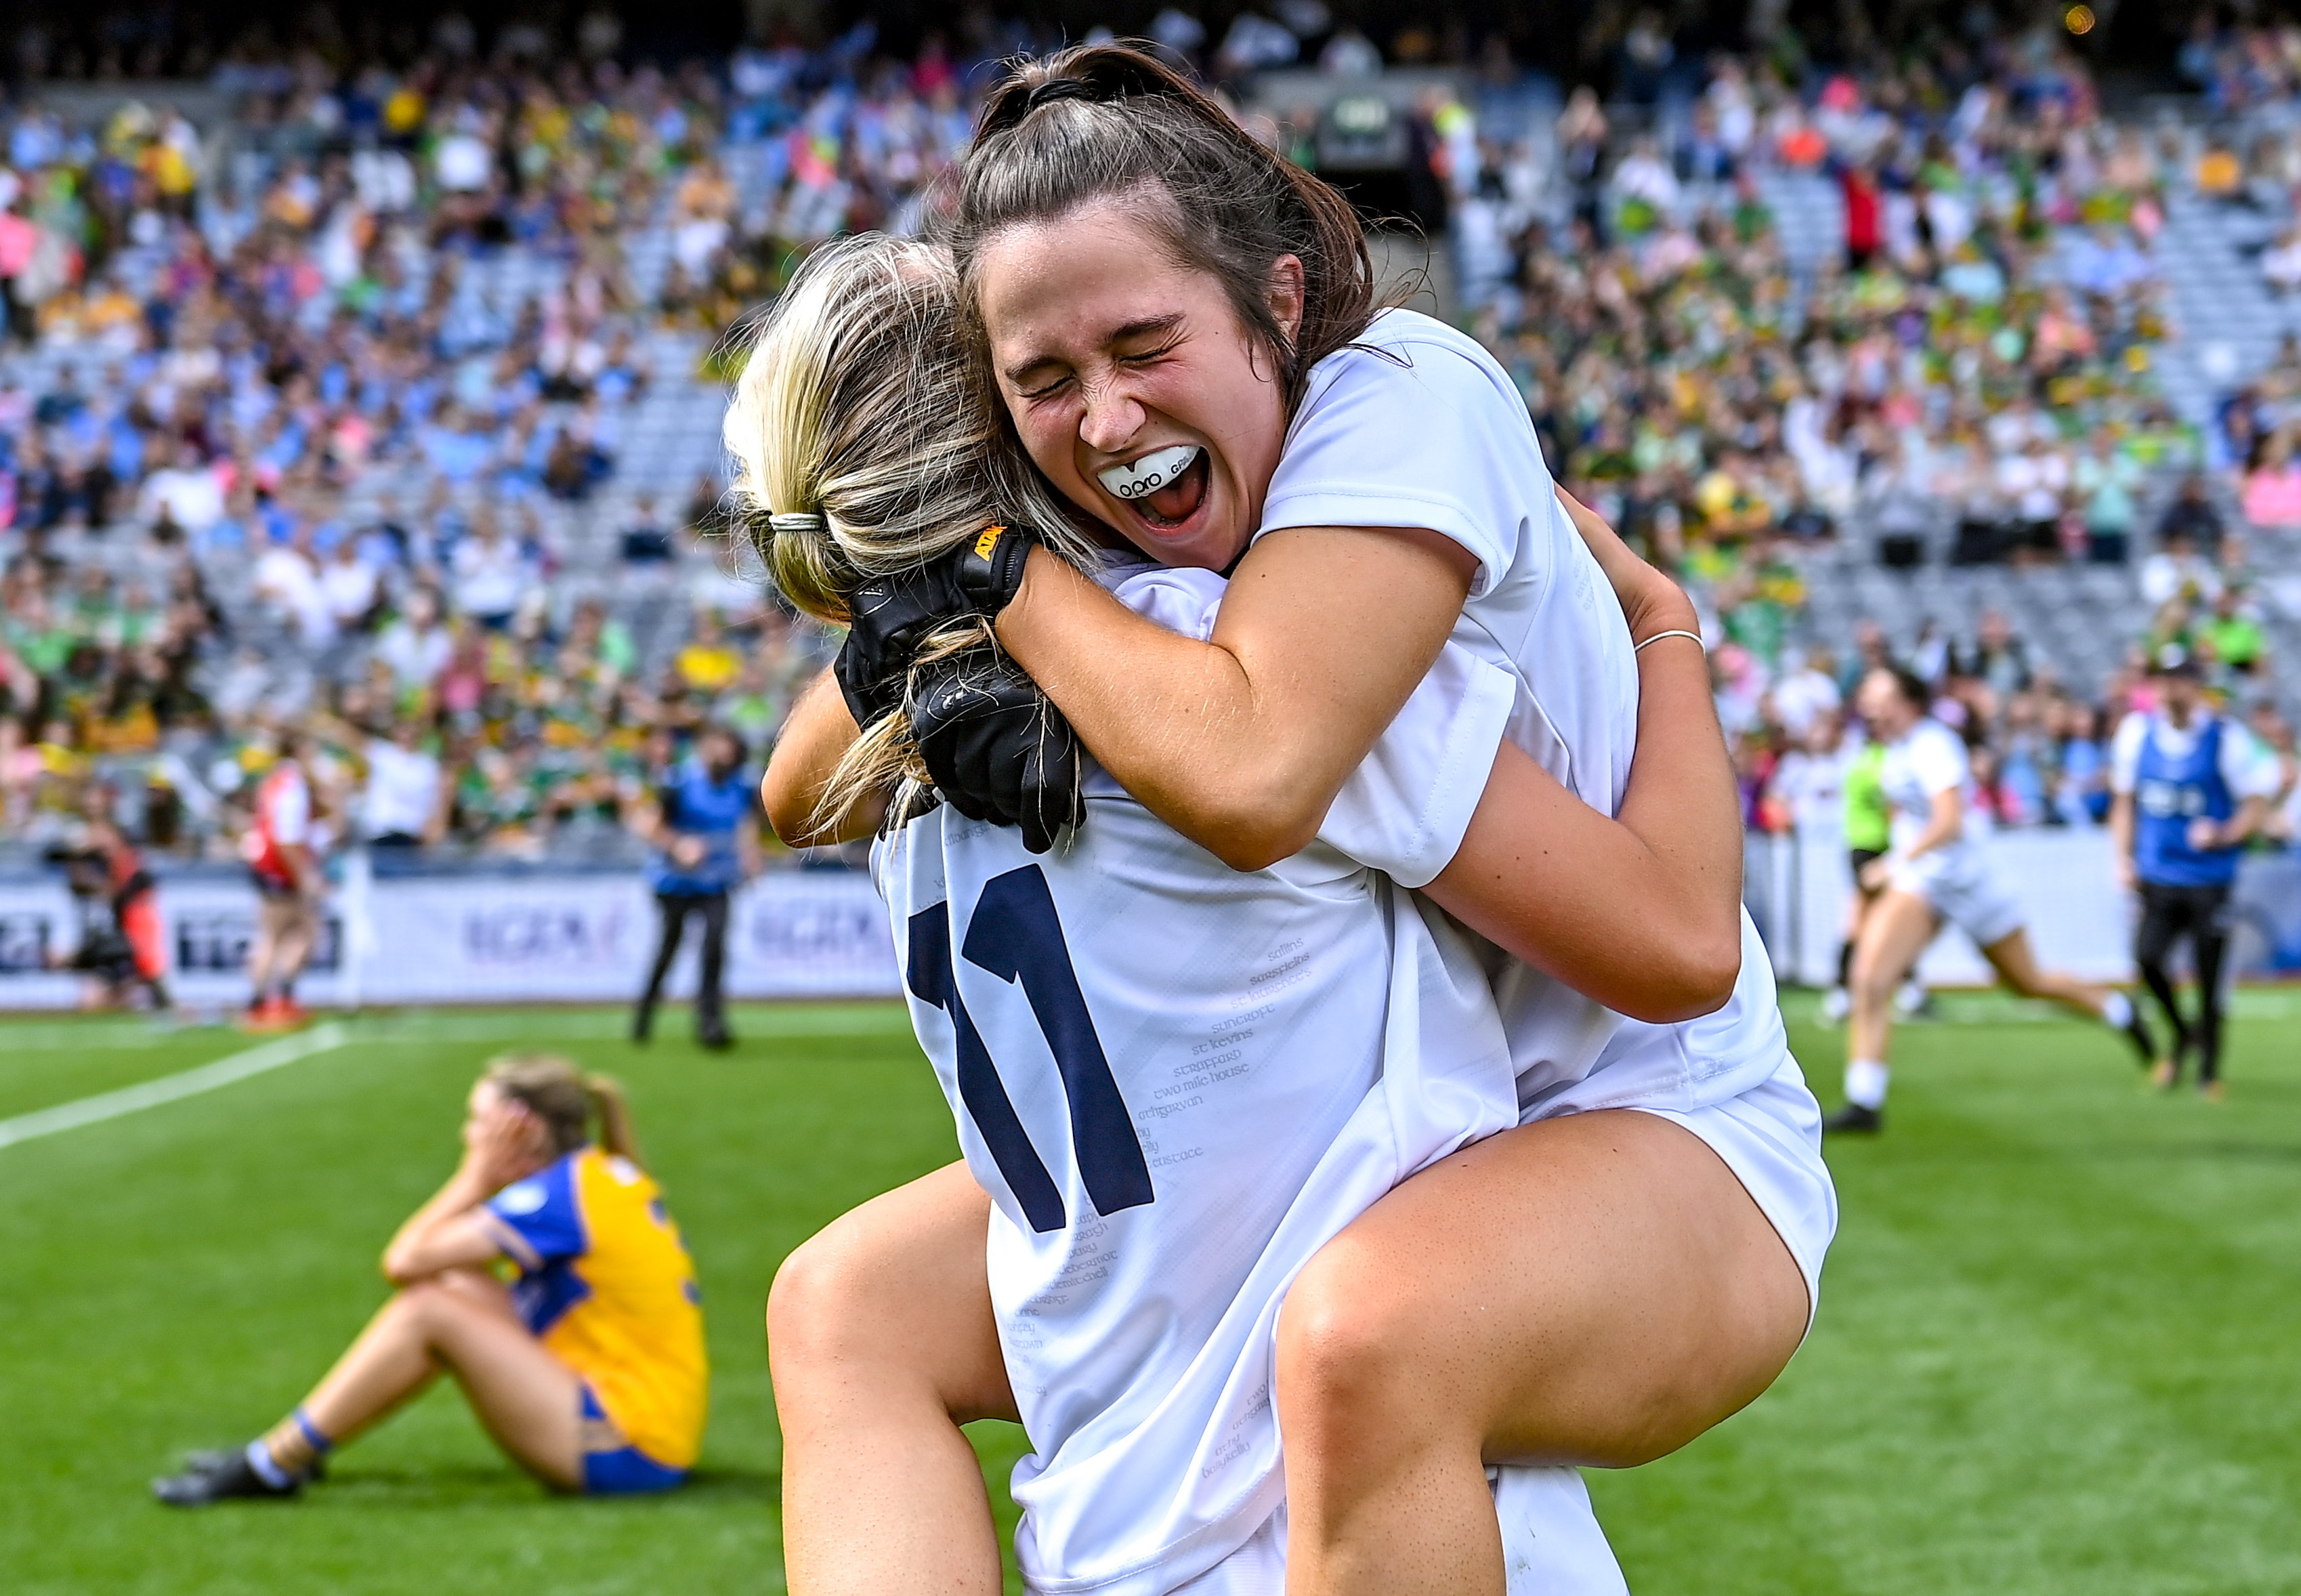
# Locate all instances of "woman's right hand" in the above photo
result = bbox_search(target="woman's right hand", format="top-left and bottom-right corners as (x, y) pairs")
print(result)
(463, 1099), (538, 1192)
(1554, 485), (1698, 642)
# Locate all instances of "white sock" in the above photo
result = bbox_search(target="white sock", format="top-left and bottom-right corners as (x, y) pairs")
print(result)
(1844, 1059), (1890, 1110)
(2102, 990), (2134, 1028)
(245, 1438), (292, 1488)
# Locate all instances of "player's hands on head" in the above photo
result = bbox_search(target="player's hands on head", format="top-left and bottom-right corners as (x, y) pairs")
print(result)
(833, 526), (1042, 729)
(465, 1096), (547, 1191)
(910, 646), (1083, 855)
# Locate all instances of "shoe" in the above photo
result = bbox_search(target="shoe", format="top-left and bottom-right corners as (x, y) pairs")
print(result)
(1818, 987), (1851, 1024)
(1822, 1101), (1884, 1135)
(2149, 1057), (2180, 1091)
(153, 1447), (303, 1507)
(1894, 983), (1934, 1020)
(2200, 1080), (2228, 1104)
(180, 1448), (324, 1482)
(237, 998), (286, 1034)
(697, 1019), (734, 1051)
(631, 1005), (654, 1044)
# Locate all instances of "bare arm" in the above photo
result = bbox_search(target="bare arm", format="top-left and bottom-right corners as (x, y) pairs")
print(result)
(1420, 496), (1745, 1021)
(381, 1102), (540, 1284)
(995, 525), (1474, 871)
(2199, 793), (2268, 851)
(379, 1164), (505, 1286)
(2109, 791), (2136, 890)
(1903, 789), (1965, 862)
(760, 669), (883, 846)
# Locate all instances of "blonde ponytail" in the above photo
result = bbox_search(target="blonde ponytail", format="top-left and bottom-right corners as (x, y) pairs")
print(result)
(481, 1053), (644, 1172)
(584, 1074), (642, 1169)
(721, 234), (1094, 835)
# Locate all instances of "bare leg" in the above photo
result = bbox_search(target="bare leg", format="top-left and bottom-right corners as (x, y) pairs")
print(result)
(1275, 1111), (1811, 1596)
(270, 898), (318, 995)
(278, 1269), (584, 1490)
(245, 898), (287, 999)
(1979, 928), (2109, 1018)
(768, 1161), (1014, 1596)
(1846, 888), (1940, 1068)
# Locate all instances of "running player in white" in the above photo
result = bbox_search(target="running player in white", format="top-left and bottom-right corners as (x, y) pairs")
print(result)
(755, 47), (1833, 1590)
(1826, 665), (2159, 1132)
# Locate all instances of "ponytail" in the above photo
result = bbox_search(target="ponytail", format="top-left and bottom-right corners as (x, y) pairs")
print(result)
(482, 1053), (645, 1173)
(585, 1074), (642, 1169)
(722, 234), (1089, 838)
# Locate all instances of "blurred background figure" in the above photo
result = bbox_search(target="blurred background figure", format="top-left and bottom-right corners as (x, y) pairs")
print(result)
(152, 1055), (706, 1505)
(629, 726), (761, 1050)
(236, 730), (326, 1030)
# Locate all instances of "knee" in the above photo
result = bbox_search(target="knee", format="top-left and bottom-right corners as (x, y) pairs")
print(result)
(383, 1278), (461, 1339)
(765, 1219), (911, 1393)
(1847, 948), (1899, 1007)
(1275, 1244), (1448, 1454)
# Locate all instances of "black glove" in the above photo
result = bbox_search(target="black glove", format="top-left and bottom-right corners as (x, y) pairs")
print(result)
(909, 647), (1083, 855)
(833, 524), (1040, 730)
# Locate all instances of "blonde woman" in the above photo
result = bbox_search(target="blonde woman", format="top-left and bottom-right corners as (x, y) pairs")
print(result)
(739, 234), (1805, 1595)
(154, 1056), (706, 1504)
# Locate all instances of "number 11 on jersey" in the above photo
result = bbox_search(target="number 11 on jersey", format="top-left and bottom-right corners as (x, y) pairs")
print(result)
(907, 865), (1156, 1232)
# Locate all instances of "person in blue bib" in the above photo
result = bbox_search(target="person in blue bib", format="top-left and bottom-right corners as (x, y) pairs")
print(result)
(2110, 647), (2277, 1099)
(632, 726), (763, 1049)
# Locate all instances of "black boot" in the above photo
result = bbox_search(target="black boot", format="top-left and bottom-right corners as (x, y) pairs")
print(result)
(1822, 1101), (1884, 1135)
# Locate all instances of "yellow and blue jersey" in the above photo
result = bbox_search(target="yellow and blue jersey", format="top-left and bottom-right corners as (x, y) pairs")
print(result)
(484, 1147), (708, 1469)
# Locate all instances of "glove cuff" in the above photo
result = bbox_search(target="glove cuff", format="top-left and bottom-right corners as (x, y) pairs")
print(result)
(955, 523), (1038, 616)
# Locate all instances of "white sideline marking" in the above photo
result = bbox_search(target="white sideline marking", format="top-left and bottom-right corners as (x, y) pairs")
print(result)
(0, 1023), (352, 1152)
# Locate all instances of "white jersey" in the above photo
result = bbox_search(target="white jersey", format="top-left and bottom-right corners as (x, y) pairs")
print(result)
(1879, 717), (1985, 862)
(874, 566), (1620, 1596)
(1265, 308), (1788, 1120)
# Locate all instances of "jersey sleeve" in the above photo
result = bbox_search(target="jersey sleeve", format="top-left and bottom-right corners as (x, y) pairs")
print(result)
(2108, 713), (2147, 794)
(2225, 722), (2284, 799)
(1316, 640), (1517, 889)
(482, 1152), (587, 1270)
(1259, 337), (1537, 598)
(1909, 725), (1970, 797)
(1105, 566), (1227, 640)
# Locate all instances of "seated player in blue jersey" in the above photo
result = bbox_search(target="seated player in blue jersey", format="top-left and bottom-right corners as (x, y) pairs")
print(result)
(154, 1055), (707, 1506)
(733, 236), (1765, 1596)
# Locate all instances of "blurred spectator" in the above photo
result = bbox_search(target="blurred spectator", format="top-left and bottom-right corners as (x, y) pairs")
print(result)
(2155, 474), (2226, 555)
(358, 719), (447, 848)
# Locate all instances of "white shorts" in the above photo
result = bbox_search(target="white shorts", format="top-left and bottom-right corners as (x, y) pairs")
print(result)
(1168, 1471), (1629, 1596)
(1620, 1053), (1837, 1332)
(1890, 847), (2025, 952)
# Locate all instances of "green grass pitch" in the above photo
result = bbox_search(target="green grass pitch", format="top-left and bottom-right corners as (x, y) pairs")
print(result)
(2, 992), (2297, 1594)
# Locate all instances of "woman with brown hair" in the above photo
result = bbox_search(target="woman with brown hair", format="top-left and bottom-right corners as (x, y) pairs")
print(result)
(764, 42), (1832, 1596)
(154, 1055), (707, 1505)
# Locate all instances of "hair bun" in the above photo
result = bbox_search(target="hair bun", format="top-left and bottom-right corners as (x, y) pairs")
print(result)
(1022, 77), (1099, 114)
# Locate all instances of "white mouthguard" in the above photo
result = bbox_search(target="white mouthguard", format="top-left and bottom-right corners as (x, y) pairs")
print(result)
(1097, 444), (1203, 502)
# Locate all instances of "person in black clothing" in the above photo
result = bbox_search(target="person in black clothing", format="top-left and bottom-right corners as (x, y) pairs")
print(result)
(631, 728), (763, 1049)
(2154, 474), (2226, 555)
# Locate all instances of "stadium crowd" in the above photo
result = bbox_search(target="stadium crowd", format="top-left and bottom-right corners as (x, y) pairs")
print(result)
(1435, 24), (2301, 845)
(2, 11), (2300, 877)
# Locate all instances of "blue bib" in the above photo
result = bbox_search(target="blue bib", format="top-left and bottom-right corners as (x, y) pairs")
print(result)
(2134, 716), (2237, 888)
(647, 765), (753, 895)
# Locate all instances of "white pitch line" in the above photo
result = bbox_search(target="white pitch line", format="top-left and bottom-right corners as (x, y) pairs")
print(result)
(0, 1022), (352, 1152)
